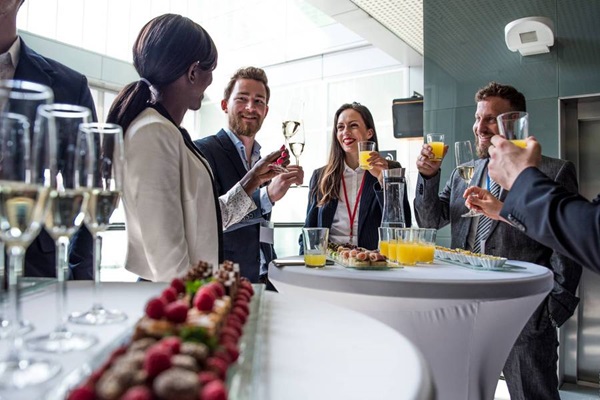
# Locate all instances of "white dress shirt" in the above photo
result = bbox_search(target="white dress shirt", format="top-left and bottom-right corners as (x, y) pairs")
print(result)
(330, 163), (365, 246)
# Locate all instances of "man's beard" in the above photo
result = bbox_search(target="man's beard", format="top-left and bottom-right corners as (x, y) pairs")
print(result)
(475, 135), (490, 159)
(230, 113), (262, 137)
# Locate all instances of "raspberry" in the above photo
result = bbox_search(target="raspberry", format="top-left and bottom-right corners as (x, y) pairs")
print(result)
(220, 326), (240, 344)
(67, 387), (95, 400)
(144, 346), (172, 378)
(206, 357), (228, 380)
(240, 280), (253, 293)
(120, 386), (153, 400)
(201, 379), (228, 400)
(164, 300), (188, 324)
(144, 297), (165, 319)
(194, 288), (216, 312)
(170, 277), (185, 294)
(223, 342), (240, 363)
(198, 371), (220, 386)
(234, 300), (249, 315)
(231, 307), (248, 324)
(161, 286), (178, 303)
(208, 281), (225, 298)
(226, 317), (243, 336)
(158, 336), (181, 355)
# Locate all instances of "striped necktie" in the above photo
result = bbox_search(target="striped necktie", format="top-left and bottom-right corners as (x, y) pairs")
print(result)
(472, 178), (501, 254)
(0, 53), (13, 80)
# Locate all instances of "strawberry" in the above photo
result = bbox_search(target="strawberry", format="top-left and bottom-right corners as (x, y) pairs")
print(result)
(164, 300), (188, 323)
(144, 297), (165, 319)
(161, 286), (178, 303)
(194, 288), (216, 312)
(198, 371), (220, 386)
(170, 277), (185, 294)
(201, 379), (228, 400)
(120, 386), (152, 400)
(144, 346), (172, 378)
(67, 387), (95, 400)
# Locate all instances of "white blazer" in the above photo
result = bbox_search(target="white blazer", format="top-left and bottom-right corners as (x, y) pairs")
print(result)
(123, 108), (254, 282)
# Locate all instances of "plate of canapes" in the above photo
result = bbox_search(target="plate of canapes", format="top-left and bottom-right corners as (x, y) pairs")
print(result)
(327, 242), (399, 270)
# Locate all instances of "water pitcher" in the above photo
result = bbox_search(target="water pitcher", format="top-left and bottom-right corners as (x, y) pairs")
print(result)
(381, 168), (406, 228)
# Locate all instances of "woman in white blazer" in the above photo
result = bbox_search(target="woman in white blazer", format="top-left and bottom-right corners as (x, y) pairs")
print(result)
(107, 14), (287, 282)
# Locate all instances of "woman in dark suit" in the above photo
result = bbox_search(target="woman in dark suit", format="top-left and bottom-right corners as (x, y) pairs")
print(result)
(301, 102), (411, 253)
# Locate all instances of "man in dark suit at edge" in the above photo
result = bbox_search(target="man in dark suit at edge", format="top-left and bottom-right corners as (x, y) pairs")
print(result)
(1, 0), (96, 279)
(195, 67), (303, 288)
(467, 135), (600, 273)
(413, 82), (581, 400)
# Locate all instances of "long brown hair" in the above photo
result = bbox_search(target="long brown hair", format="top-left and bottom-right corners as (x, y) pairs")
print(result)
(107, 14), (217, 133)
(316, 102), (379, 206)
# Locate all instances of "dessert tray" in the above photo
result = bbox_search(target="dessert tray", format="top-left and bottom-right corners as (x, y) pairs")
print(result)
(53, 262), (264, 400)
(327, 242), (399, 269)
(434, 246), (510, 270)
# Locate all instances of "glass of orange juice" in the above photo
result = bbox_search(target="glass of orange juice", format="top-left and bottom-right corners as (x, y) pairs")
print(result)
(358, 141), (376, 170)
(497, 111), (528, 148)
(302, 227), (329, 268)
(415, 228), (436, 264)
(396, 228), (417, 266)
(426, 133), (445, 161)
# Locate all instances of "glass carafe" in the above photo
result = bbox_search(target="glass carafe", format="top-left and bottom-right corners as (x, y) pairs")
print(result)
(380, 168), (406, 228)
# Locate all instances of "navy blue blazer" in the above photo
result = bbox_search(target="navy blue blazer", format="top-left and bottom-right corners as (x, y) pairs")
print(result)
(300, 167), (412, 253)
(15, 38), (97, 280)
(502, 166), (600, 273)
(194, 130), (276, 283)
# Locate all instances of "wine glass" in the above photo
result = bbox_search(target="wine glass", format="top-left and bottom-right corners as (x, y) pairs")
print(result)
(288, 123), (305, 166)
(0, 112), (61, 388)
(0, 79), (53, 335)
(454, 140), (482, 217)
(69, 123), (127, 325)
(26, 104), (98, 352)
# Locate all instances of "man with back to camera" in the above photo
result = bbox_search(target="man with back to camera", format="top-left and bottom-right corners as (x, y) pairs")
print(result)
(1, 0), (96, 279)
(413, 81), (582, 400)
(195, 67), (304, 288)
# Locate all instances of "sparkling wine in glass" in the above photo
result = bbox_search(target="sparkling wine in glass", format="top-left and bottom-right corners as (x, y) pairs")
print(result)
(0, 79), (53, 335)
(26, 104), (98, 352)
(68, 123), (127, 325)
(0, 112), (61, 388)
(455, 140), (482, 218)
(288, 123), (305, 166)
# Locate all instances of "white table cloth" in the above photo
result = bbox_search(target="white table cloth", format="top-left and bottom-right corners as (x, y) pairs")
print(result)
(0, 281), (434, 400)
(269, 257), (554, 400)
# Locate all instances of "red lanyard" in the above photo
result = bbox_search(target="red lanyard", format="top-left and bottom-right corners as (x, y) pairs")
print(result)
(341, 172), (367, 240)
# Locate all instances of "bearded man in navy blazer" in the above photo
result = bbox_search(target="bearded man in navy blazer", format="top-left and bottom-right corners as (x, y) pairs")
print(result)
(195, 67), (303, 286)
(1, 0), (96, 279)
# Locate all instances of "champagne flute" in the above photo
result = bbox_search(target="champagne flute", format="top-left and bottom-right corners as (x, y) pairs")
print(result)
(69, 123), (126, 325)
(455, 140), (482, 217)
(288, 122), (305, 166)
(26, 104), (98, 352)
(0, 79), (53, 335)
(0, 112), (61, 387)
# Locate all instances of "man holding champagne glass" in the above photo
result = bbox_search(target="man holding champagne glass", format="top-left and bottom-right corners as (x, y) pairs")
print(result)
(195, 67), (303, 288)
(414, 81), (581, 400)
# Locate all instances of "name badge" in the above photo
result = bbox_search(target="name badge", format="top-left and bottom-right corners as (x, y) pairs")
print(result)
(260, 221), (274, 244)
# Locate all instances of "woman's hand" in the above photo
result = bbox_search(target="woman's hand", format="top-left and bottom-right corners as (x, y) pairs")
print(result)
(366, 151), (392, 181)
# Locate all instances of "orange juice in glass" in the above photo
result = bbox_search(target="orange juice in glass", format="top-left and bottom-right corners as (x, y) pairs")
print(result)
(497, 111), (528, 148)
(396, 228), (417, 266)
(415, 228), (436, 264)
(358, 141), (376, 170)
(426, 133), (445, 161)
(378, 227), (394, 259)
(302, 227), (329, 268)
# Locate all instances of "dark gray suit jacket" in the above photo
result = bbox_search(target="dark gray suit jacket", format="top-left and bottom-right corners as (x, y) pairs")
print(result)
(194, 130), (275, 283)
(502, 166), (600, 273)
(14, 38), (97, 280)
(414, 156), (582, 327)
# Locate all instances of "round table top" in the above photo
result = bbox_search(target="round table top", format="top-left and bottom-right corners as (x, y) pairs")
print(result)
(269, 256), (554, 299)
